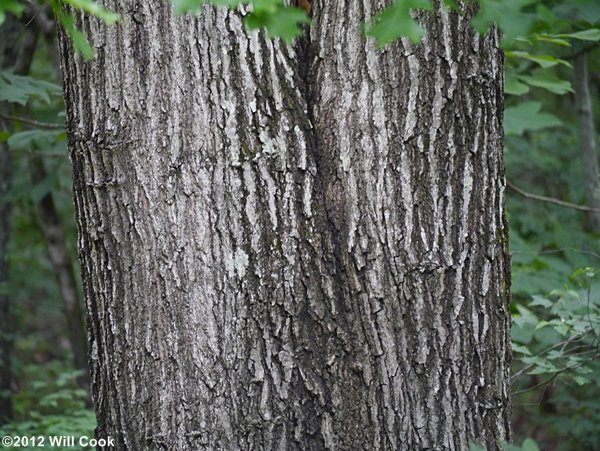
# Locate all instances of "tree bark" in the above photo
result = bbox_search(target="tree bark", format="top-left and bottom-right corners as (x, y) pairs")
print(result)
(59, 1), (510, 449)
(573, 53), (600, 232)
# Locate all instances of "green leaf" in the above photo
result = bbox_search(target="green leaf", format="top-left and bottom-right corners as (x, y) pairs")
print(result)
(173, 1), (307, 44)
(529, 295), (552, 308)
(0, 0), (24, 24)
(512, 321), (535, 345)
(469, 444), (486, 451)
(366, 0), (433, 46)
(0, 72), (62, 106)
(504, 101), (562, 135)
(535, 319), (551, 330)
(512, 344), (532, 356)
(50, 0), (95, 60)
(546, 350), (564, 360)
(505, 74), (530, 96)
(570, 266), (598, 284)
(512, 304), (540, 344)
(252, 0), (281, 12)
(555, 29), (600, 42)
(7, 130), (67, 153)
(505, 51), (570, 69)
(566, 355), (584, 367)
(512, 36), (533, 46)
(521, 438), (540, 451)
(534, 33), (571, 47)
(572, 375), (590, 386)
(536, 319), (570, 335)
(517, 74), (573, 95)
(172, 0), (211, 15)
(245, 6), (309, 43)
(523, 359), (558, 375)
(211, 0), (245, 7)
(535, 4), (558, 26)
(441, 0), (459, 10)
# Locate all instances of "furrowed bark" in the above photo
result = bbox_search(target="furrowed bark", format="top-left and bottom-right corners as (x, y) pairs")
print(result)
(307, 3), (510, 448)
(59, 1), (510, 449)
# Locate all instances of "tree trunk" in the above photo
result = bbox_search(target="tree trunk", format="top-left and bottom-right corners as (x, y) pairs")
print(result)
(30, 156), (89, 385)
(59, 1), (510, 449)
(573, 53), (600, 232)
(0, 112), (13, 426)
(0, 15), (38, 425)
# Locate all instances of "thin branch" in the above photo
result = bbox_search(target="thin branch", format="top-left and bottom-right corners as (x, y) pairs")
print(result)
(537, 247), (600, 260)
(510, 247), (600, 261)
(507, 179), (600, 212)
(0, 114), (63, 129)
(24, 3), (55, 36)
(511, 328), (591, 384)
(11, 149), (66, 157)
(512, 351), (600, 397)
(513, 367), (576, 397)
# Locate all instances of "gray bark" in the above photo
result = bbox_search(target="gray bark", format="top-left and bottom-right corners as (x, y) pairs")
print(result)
(59, 1), (510, 449)
(574, 53), (600, 232)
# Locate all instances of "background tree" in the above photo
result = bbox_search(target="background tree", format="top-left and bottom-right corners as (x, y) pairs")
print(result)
(0, 12), (39, 424)
(503, 3), (600, 448)
(0, 3), (93, 438)
(58, 1), (510, 449)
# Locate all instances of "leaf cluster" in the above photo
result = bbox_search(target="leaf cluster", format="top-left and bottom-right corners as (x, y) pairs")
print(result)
(0, 362), (95, 451)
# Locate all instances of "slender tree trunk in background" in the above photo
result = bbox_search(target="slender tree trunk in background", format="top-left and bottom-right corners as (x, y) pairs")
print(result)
(0, 16), (38, 425)
(574, 53), (600, 232)
(23, 6), (89, 380)
(30, 157), (89, 385)
(0, 112), (12, 426)
(59, 1), (510, 449)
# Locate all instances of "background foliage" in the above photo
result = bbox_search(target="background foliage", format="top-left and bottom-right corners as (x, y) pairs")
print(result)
(0, 1), (599, 449)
